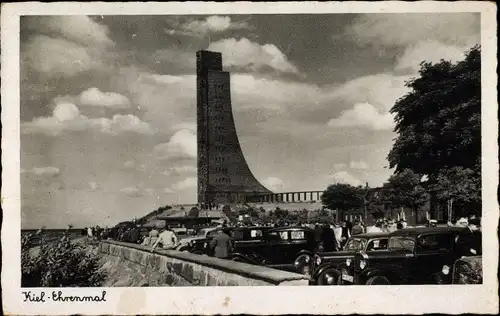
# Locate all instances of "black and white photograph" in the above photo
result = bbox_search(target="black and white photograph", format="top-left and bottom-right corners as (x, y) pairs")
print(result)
(2, 2), (498, 315)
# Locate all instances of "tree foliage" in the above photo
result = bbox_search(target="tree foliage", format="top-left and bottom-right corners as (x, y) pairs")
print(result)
(321, 183), (365, 211)
(388, 46), (481, 178)
(431, 166), (481, 211)
(22, 232), (105, 287)
(381, 169), (428, 209)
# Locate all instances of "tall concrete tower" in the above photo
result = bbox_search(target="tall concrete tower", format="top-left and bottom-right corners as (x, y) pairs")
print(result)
(197, 50), (272, 204)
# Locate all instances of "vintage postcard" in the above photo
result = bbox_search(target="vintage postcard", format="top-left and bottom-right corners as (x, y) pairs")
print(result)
(1, 1), (498, 315)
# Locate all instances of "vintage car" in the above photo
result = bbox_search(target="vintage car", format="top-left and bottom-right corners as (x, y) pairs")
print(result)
(177, 226), (220, 254)
(183, 226), (269, 255)
(231, 226), (318, 272)
(338, 227), (463, 285)
(303, 232), (391, 285)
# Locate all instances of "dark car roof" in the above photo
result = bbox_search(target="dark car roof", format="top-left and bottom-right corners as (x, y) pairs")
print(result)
(390, 226), (462, 237)
(352, 232), (392, 239)
(268, 226), (314, 232)
(232, 226), (272, 231)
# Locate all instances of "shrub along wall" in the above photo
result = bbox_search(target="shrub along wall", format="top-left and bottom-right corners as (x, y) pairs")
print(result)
(98, 240), (309, 286)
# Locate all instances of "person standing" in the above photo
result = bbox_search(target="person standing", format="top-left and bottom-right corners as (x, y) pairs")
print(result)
(151, 226), (179, 251)
(333, 222), (343, 250)
(456, 218), (482, 257)
(340, 222), (351, 248)
(87, 226), (93, 240)
(209, 228), (233, 259)
(352, 220), (365, 235)
(320, 224), (337, 252)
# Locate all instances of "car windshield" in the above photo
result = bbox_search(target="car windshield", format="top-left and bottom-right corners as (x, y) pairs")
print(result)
(366, 238), (389, 251)
(197, 229), (209, 236)
(389, 236), (416, 251)
(344, 238), (367, 251)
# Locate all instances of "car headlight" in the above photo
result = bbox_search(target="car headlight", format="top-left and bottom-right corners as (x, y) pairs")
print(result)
(442, 265), (450, 275)
(315, 256), (321, 266)
(346, 258), (352, 266)
(360, 260), (367, 269)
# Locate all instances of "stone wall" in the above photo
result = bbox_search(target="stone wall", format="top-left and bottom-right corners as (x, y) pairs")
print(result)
(98, 240), (309, 286)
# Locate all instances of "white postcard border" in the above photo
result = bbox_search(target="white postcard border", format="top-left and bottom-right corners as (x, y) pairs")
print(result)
(1, 2), (498, 315)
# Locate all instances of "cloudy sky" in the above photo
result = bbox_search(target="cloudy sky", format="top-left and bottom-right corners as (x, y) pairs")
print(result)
(20, 13), (480, 228)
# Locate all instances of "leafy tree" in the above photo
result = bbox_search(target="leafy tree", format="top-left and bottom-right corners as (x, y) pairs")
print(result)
(388, 46), (480, 178)
(321, 183), (365, 216)
(381, 169), (428, 216)
(22, 232), (105, 287)
(188, 207), (200, 217)
(431, 166), (481, 217)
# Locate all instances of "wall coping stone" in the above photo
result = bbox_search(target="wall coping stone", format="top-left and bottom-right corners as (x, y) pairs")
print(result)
(100, 240), (308, 285)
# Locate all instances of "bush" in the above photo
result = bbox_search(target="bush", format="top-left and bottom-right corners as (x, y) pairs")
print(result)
(21, 232), (106, 287)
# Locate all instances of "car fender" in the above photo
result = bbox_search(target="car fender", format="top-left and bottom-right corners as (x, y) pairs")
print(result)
(360, 265), (406, 284)
(316, 267), (342, 285)
(296, 249), (314, 257)
(231, 253), (258, 264)
(313, 262), (340, 280)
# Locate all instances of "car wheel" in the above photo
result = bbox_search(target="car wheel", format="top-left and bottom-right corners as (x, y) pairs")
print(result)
(366, 275), (390, 285)
(318, 269), (341, 286)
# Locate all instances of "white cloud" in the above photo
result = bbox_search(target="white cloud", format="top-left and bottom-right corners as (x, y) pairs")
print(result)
(262, 177), (285, 192)
(346, 13), (479, 48)
(24, 166), (60, 176)
(172, 122), (196, 132)
(154, 129), (197, 160)
(120, 186), (155, 197)
(123, 160), (136, 169)
(120, 187), (142, 197)
(208, 38), (299, 74)
(21, 101), (154, 136)
(172, 177), (197, 190)
(88, 181), (98, 191)
(330, 171), (363, 187)
(97, 114), (154, 135)
(349, 161), (369, 170)
(333, 163), (347, 170)
(79, 87), (131, 108)
(163, 165), (197, 176)
(327, 102), (395, 131)
(22, 16), (114, 79)
(163, 188), (175, 194)
(23, 36), (102, 77)
(166, 16), (251, 37)
(395, 40), (470, 71)
(26, 16), (114, 47)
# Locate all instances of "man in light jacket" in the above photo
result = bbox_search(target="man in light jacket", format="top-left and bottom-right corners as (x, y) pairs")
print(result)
(151, 226), (179, 252)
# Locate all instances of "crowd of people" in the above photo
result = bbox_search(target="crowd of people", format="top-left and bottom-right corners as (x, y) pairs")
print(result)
(90, 211), (481, 262)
